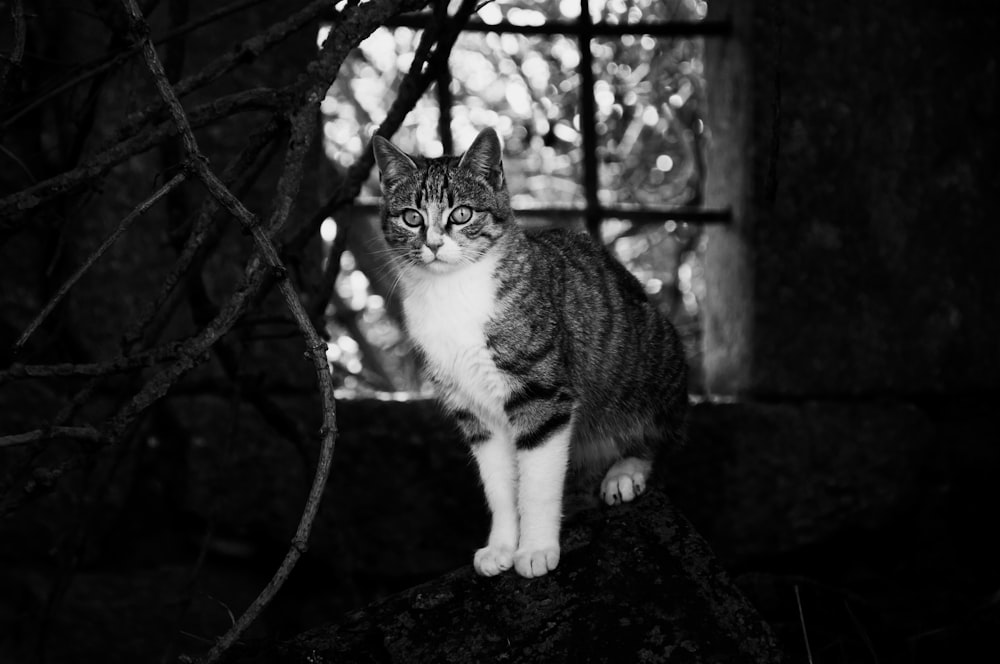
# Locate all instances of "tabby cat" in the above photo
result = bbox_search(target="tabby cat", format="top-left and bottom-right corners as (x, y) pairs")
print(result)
(373, 128), (688, 578)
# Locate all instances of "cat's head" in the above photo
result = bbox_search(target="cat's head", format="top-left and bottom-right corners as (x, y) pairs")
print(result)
(372, 128), (513, 274)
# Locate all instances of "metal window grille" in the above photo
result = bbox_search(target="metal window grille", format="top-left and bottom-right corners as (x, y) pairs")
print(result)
(319, 0), (733, 394)
(385, 0), (732, 236)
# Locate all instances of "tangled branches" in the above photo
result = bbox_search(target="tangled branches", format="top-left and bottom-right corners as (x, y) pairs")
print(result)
(0, 0), (477, 660)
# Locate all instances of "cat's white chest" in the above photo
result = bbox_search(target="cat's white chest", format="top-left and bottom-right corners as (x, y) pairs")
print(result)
(402, 256), (509, 424)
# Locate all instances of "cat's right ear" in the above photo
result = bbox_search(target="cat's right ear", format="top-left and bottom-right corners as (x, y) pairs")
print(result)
(458, 128), (505, 191)
(372, 136), (417, 188)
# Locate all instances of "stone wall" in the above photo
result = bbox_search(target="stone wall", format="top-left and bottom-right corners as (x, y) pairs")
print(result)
(703, 0), (1000, 397)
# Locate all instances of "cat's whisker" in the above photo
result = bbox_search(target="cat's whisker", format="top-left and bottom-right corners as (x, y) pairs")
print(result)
(384, 272), (405, 304)
(364, 245), (405, 258)
(370, 263), (401, 284)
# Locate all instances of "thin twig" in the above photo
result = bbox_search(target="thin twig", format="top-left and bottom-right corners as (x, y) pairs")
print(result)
(1, 45), (142, 129)
(154, 0), (271, 46)
(0, 143), (36, 184)
(0, 0), (268, 129)
(159, 338), (248, 664)
(13, 171), (187, 352)
(110, 0), (339, 146)
(116, 0), (286, 268)
(843, 599), (881, 664)
(794, 584), (815, 664)
(0, 343), (185, 385)
(123, 119), (285, 351)
(196, 384), (335, 664)
(0, 0), (27, 96)
(0, 426), (105, 449)
(101, 266), (271, 446)
(0, 87), (284, 224)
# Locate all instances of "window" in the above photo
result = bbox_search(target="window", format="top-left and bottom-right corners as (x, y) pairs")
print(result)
(320, 0), (731, 395)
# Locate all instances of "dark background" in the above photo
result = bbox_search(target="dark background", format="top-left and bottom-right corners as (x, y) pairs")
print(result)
(2, 1), (999, 662)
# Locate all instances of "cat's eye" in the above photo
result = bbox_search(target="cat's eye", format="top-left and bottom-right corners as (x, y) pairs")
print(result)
(401, 209), (423, 228)
(449, 206), (472, 225)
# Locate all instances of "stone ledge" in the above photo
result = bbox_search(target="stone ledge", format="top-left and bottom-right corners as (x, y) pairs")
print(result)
(246, 489), (785, 664)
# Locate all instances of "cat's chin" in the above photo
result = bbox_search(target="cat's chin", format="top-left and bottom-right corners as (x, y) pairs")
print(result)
(420, 259), (464, 275)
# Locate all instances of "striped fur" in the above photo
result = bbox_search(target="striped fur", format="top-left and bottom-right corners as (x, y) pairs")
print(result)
(373, 129), (688, 578)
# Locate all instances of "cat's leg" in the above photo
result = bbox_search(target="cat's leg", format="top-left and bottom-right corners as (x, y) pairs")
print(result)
(459, 410), (519, 576)
(600, 456), (652, 505)
(513, 418), (572, 578)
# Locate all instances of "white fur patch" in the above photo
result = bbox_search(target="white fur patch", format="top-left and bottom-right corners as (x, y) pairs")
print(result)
(471, 432), (518, 576)
(401, 251), (511, 428)
(401, 251), (573, 579)
(514, 424), (571, 577)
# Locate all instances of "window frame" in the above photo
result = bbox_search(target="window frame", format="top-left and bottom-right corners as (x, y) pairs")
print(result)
(385, 0), (734, 236)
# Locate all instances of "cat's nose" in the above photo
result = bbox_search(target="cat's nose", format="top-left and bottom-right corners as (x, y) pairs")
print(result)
(426, 239), (443, 255)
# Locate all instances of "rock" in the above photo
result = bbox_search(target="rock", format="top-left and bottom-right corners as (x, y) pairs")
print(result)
(249, 489), (785, 664)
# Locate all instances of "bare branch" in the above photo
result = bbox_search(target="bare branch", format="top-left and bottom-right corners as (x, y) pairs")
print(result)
(302, 3), (453, 312)
(288, 0), (432, 104)
(0, 426), (105, 450)
(1, 45), (142, 130)
(109, 9), (341, 662)
(100, 267), (264, 442)
(154, 0), (272, 46)
(0, 342), (185, 385)
(1, 2), (434, 660)
(287, 0), (478, 254)
(0, 0), (268, 129)
(13, 171), (188, 352)
(0, 143), (36, 184)
(0, 87), (284, 225)
(121, 119), (285, 350)
(0, 0), (27, 96)
(110, 0), (338, 146)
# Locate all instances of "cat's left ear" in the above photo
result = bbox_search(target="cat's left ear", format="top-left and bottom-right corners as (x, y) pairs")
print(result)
(372, 135), (418, 189)
(458, 128), (505, 190)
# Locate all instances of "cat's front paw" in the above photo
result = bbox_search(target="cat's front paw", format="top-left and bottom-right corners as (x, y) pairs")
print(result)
(474, 544), (515, 576)
(513, 545), (560, 578)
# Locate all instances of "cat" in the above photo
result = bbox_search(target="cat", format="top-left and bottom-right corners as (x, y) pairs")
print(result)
(372, 128), (688, 578)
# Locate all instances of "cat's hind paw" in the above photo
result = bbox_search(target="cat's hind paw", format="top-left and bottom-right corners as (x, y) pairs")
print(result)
(600, 457), (652, 505)
(473, 544), (514, 576)
(513, 545), (560, 578)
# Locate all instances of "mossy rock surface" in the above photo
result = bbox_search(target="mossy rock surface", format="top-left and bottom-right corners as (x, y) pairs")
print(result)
(254, 489), (785, 664)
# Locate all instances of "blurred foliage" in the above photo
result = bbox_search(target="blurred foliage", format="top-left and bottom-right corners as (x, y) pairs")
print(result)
(320, 0), (709, 395)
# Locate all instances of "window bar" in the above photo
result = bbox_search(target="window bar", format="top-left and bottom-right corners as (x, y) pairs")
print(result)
(434, 0), (454, 155)
(344, 202), (730, 226)
(577, 0), (601, 238)
(375, 5), (734, 228)
(384, 15), (732, 39)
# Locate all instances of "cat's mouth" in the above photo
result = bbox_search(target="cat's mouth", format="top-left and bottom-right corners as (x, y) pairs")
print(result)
(422, 256), (458, 273)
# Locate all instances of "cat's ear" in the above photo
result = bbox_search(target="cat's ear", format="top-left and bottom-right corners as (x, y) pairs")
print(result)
(372, 135), (418, 188)
(458, 128), (505, 190)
